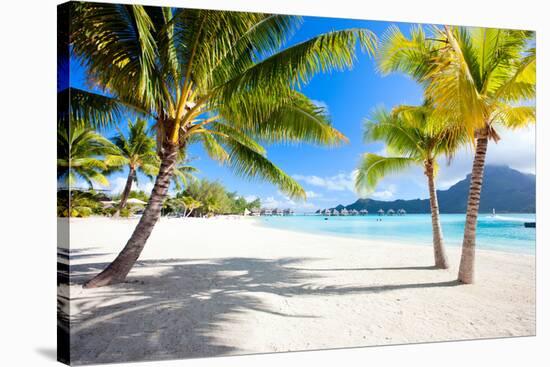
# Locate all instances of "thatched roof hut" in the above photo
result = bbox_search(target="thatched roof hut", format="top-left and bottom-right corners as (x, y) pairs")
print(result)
(332, 209), (340, 216)
(360, 209), (369, 215)
(387, 209), (395, 215)
(340, 208), (349, 216)
(377, 209), (385, 215)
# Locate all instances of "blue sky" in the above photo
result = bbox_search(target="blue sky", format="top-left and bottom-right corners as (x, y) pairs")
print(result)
(69, 16), (536, 212)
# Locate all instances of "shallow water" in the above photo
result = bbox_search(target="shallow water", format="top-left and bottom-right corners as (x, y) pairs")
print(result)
(256, 213), (536, 254)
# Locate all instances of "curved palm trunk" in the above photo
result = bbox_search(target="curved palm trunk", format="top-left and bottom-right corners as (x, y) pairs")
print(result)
(425, 161), (449, 269)
(458, 128), (489, 284)
(115, 167), (135, 215)
(84, 144), (179, 288)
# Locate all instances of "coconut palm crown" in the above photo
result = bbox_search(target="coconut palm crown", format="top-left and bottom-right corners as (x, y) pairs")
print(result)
(69, 3), (377, 287)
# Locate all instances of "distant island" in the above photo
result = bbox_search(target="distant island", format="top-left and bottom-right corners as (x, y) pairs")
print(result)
(323, 165), (535, 214)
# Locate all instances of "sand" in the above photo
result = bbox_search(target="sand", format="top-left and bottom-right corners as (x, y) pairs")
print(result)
(60, 216), (536, 365)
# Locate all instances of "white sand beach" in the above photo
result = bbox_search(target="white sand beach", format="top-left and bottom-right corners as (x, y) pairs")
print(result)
(62, 217), (535, 364)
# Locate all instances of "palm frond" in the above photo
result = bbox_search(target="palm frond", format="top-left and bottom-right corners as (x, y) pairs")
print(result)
(492, 105), (535, 129)
(214, 28), (376, 99)
(224, 139), (305, 199)
(355, 154), (415, 193)
(377, 24), (439, 81)
(59, 88), (126, 130)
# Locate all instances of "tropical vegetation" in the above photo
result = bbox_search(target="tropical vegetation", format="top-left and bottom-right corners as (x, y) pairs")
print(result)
(68, 3), (376, 287)
(105, 119), (159, 214)
(355, 103), (467, 268)
(57, 190), (108, 218)
(177, 178), (261, 217)
(58, 3), (537, 288)
(426, 26), (535, 283)
(376, 25), (535, 283)
(57, 121), (116, 189)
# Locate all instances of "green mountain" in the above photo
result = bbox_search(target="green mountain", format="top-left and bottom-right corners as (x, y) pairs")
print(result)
(330, 165), (535, 214)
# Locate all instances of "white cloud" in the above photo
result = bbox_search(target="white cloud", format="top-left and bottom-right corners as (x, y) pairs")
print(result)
(305, 190), (322, 199)
(434, 125), (535, 189)
(261, 196), (282, 208)
(362, 125), (536, 199)
(261, 195), (316, 211)
(140, 181), (155, 194)
(102, 176), (155, 195)
(104, 176), (127, 194)
(370, 184), (397, 200)
(486, 125), (535, 173)
(293, 171), (357, 192)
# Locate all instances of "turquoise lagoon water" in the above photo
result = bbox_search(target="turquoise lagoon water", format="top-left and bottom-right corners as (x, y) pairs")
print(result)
(256, 213), (536, 254)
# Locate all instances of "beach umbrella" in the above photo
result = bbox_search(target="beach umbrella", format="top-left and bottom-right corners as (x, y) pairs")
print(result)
(126, 198), (147, 205)
(244, 208), (251, 216)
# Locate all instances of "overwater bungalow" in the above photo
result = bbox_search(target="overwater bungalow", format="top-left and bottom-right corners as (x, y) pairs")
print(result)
(250, 208), (261, 216)
(274, 208), (284, 216)
(323, 209), (331, 216)
(387, 209), (396, 216)
(350, 209), (359, 216)
(332, 209), (340, 216)
(261, 208), (273, 216)
(377, 209), (385, 216)
(398, 208), (407, 215)
(340, 208), (349, 216)
(360, 209), (369, 215)
(283, 208), (295, 216)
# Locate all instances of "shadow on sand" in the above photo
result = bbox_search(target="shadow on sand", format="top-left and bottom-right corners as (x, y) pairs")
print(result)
(66, 254), (459, 364)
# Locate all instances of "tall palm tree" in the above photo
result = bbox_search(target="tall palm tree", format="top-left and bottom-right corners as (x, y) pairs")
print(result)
(376, 25), (535, 283)
(105, 119), (159, 214)
(355, 104), (467, 268)
(425, 26), (536, 283)
(57, 121), (115, 189)
(69, 3), (376, 287)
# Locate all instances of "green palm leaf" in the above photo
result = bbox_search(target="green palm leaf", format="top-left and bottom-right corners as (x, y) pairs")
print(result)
(356, 154), (415, 193)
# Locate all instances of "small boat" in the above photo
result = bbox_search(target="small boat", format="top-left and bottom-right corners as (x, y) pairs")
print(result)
(524, 222), (536, 228)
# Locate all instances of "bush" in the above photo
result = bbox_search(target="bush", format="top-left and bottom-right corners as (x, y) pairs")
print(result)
(119, 207), (132, 218)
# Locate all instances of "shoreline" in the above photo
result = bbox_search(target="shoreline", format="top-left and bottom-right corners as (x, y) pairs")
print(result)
(246, 215), (536, 257)
(64, 217), (536, 364)
(64, 214), (536, 257)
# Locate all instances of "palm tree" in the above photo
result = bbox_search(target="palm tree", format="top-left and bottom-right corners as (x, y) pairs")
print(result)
(425, 26), (536, 283)
(105, 119), (159, 214)
(355, 104), (467, 268)
(57, 121), (115, 189)
(69, 3), (376, 287)
(181, 196), (202, 217)
(171, 152), (199, 191)
(57, 190), (104, 218)
(376, 25), (535, 283)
